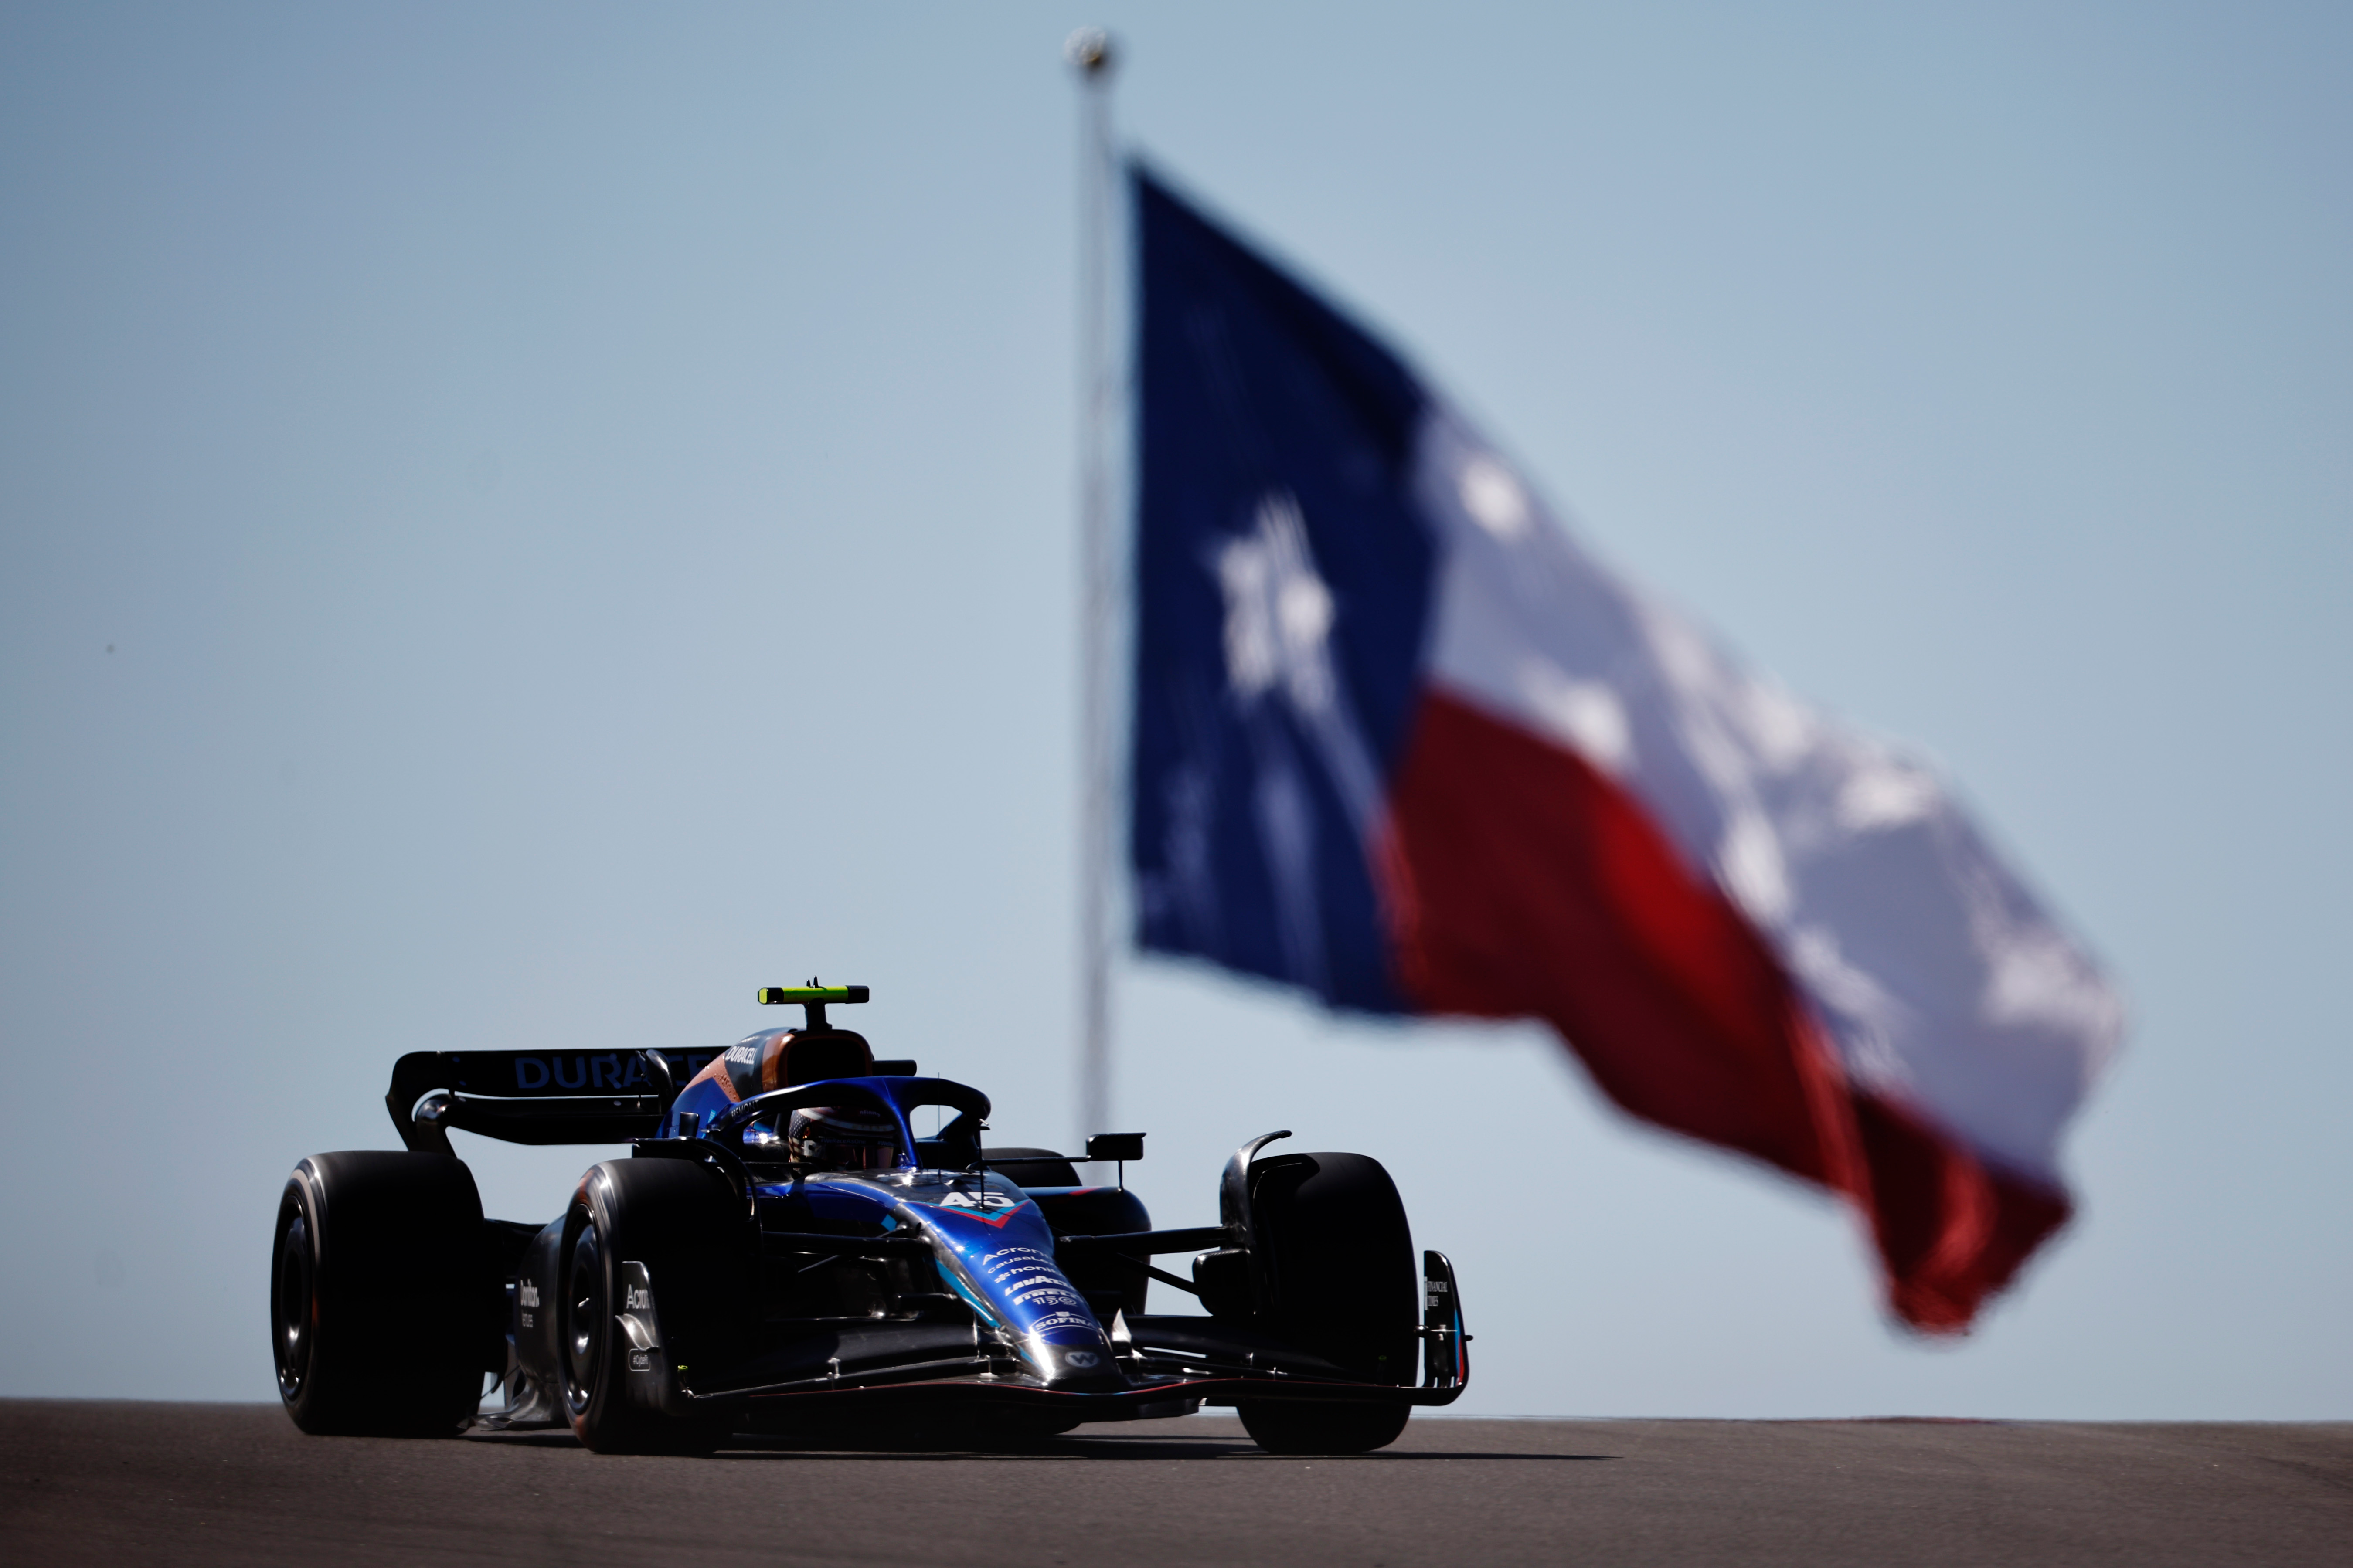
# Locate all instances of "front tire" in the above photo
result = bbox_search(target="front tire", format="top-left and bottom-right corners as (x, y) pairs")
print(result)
(1238, 1401), (1411, 1456)
(561, 1158), (748, 1454)
(271, 1151), (488, 1436)
(1234, 1151), (1418, 1456)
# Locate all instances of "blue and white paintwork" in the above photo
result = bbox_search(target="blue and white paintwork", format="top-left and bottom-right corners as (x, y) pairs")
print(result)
(673, 1074), (1121, 1385)
(788, 1171), (1119, 1385)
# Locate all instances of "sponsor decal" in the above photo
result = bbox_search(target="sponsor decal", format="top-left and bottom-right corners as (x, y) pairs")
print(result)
(940, 1189), (1019, 1212)
(508, 1053), (646, 1091)
(628, 1349), (652, 1371)
(624, 1285), (652, 1311)
(990, 1263), (1059, 1287)
(976, 1246), (1091, 1313)
(518, 1282), (540, 1308)
(978, 1245), (1055, 1274)
(1027, 1311), (1099, 1338)
(925, 1192), (1033, 1229)
(726, 1044), (762, 1066)
(520, 1311), (534, 1328)
(1013, 1288), (1084, 1309)
(1064, 1350), (1101, 1369)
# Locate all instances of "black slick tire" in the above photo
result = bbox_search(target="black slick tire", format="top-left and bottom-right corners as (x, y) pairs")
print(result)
(1234, 1151), (1418, 1456)
(1238, 1400), (1411, 1456)
(271, 1151), (489, 1436)
(561, 1157), (748, 1455)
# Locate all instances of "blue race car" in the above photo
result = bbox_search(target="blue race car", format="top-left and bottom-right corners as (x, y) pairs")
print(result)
(269, 984), (1468, 1455)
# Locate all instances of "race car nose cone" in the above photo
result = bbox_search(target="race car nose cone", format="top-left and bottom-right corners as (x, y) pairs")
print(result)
(1030, 1334), (1127, 1390)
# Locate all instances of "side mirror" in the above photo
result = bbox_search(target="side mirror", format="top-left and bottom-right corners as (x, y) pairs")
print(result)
(1085, 1132), (1145, 1190)
(1085, 1133), (1144, 1162)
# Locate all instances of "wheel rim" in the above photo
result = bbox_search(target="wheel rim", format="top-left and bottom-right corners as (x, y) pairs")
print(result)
(562, 1215), (605, 1416)
(273, 1203), (314, 1402)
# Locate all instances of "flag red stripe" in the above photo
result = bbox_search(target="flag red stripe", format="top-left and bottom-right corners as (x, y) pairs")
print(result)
(1848, 1090), (2071, 1330)
(1381, 687), (2066, 1329)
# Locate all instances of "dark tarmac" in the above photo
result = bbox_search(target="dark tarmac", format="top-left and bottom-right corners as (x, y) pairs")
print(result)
(2, 1400), (2346, 1566)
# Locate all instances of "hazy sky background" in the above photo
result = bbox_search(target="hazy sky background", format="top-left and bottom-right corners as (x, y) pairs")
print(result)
(3, 3), (2346, 1419)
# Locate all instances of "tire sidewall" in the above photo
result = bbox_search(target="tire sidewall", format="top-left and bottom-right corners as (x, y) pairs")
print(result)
(563, 1159), (745, 1454)
(270, 1151), (487, 1437)
(1251, 1151), (1418, 1384)
(1238, 1399), (1411, 1456)
(560, 1189), (622, 1443)
(272, 1170), (334, 1431)
(1238, 1151), (1420, 1456)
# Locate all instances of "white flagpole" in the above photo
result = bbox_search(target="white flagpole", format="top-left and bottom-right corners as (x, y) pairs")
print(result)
(1067, 28), (1117, 1149)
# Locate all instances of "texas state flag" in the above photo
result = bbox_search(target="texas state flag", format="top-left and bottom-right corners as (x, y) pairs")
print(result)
(1128, 167), (2123, 1330)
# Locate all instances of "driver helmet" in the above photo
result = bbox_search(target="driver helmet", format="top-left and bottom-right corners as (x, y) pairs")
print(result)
(786, 1105), (903, 1171)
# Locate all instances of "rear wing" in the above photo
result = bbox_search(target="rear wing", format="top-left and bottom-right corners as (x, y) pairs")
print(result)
(386, 1048), (720, 1153)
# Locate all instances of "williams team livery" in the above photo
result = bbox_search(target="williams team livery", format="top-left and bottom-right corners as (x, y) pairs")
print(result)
(270, 982), (1468, 1454)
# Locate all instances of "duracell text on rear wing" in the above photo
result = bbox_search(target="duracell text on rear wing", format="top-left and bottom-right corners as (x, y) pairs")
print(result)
(385, 1048), (719, 1153)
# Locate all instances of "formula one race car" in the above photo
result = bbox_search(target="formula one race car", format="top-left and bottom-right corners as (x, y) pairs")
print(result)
(270, 984), (1468, 1455)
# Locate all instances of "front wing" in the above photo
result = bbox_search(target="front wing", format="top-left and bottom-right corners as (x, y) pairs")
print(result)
(634, 1250), (1469, 1425)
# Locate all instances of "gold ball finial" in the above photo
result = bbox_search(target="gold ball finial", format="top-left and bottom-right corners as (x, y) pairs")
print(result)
(1065, 27), (1114, 77)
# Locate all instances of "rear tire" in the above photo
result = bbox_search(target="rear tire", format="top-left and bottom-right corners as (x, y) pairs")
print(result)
(271, 1152), (488, 1436)
(1235, 1151), (1418, 1456)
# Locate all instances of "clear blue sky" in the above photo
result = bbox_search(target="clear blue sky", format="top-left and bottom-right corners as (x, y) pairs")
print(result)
(3, 3), (2346, 1417)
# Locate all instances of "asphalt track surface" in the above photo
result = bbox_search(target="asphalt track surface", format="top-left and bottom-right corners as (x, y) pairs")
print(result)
(3, 1401), (2346, 1566)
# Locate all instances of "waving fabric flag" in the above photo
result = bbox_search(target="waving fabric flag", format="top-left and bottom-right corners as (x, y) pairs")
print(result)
(1129, 167), (2122, 1330)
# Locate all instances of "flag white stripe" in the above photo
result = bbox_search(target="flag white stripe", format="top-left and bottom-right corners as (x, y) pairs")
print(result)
(1411, 405), (2122, 1185)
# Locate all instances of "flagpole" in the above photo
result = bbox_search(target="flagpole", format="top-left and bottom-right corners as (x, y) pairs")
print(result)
(1068, 27), (1117, 1149)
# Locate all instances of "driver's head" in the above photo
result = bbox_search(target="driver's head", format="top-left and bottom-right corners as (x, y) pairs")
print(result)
(786, 1105), (902, 1171)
